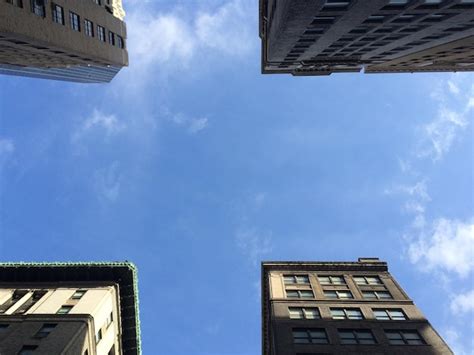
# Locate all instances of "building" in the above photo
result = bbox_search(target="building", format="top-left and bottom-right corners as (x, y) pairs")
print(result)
(0, 0), (128, 83)
(259, 0), (474, 76)
(262, 258), (453, 354)
(0, 262), (141, 355)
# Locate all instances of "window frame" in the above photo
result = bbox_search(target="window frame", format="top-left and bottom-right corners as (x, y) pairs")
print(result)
(284, 275), (310, 285)
(324, 290), (353, 299)
(353, 275), (383, 285)
(338, 329), (377, 345)
(373, 308), (407, 321)
(292, 328), (330, 345)
(69, 11), (81, 32)
(385, 329), (425, 345)
(84, 19), (94, 37)
(52, 3), (64, 25)
(330, 308), (364, 320)
(318, 275), (346, 285)
(362, 290), (392, 300)
(288, 307), (321, 319)
(286, 289), (314, 299)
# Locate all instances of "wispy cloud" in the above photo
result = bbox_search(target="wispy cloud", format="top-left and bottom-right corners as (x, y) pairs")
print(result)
(93, 161), (122, 203)
(72, 110), (125, 146)
(450, 289), (474, 314)
(170, 113), (209, 135)
(407, 218), (474, 278)
(235, 228), (273, 266)
(0, 138), (14, 156)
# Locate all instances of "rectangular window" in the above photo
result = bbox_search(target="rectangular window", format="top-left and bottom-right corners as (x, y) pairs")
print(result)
(117, 35), (124, 49)
(19, 345), (38, 355)
(72, 290), (87, 300)
(52, 4), (64, 24)
(30, 0), (45, 16)
(373, 309), (407, 320)
(57, 305), (73, 314)
(293, 328), (329, 344)
(386, 330), (425, 345)
(318, 275), (345, 285)
(289, 307), (321, 319)
(14, 290), (46, 314)
(34, 323), (57, 338)
(95, 328), (103, 343)
(84, 19), (94, 37)
(284, 275), (310, 285)
(324, 290), (353, 299)
(6, 0), (23, 7)
(0, 324), (9, 331)
(362, 291), (392, 300)
(0, 290), (28, 314)
(286, 289), (314, 299)
(108, 31), (115, 45)
(70, 11), (80, 31)
(330, 308), (364, 320)
(353, 276), (382, 285)
(339, 329), (377, 345)
(106, 312), (113, 327)
(97, 25), (106, 42)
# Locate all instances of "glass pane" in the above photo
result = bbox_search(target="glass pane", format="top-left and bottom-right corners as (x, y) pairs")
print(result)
(331, 309), (345, 319)
(286, 290), (299, 298)
(359, 339), (376, 344)
(347, 309), (363, 319)
(356, 331), (373, 339)
(339, 291), (353, 299)
(312, 338), (329, 344)
(289, 308), (304, 319)
(318, 276), (330, 285)
(367, 276), (381, 285)
(386, 332), (403, 340)
(389, 339), (405, 345)
(300, 290), (314, 298)
(341, 339), (357, 344)
(389, 310), (406, 320)
(374, 310), (390, 320)
(309, 330), (326, 337)
(403, 332), (421, 340)
(378, 292), (392, 299)
(353, 276), (366, 284)
(293, 331), (308, 337)
(363, 292), (377, 299)
(296, 275), (309, 284)
(305, 309), (320, 319)
(284, 276), (295, 284)
(332, 276), (345, 284)
(294, 338), (310, 344)
(324, 291), (337, 298)
(339, 331), (355, 339)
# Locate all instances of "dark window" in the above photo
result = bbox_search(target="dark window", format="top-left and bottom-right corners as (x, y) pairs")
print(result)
(339, 329), (377, 345)
(286, 289), (314, 299)
(14, 290), (47, 314)
(57, 305), (73, 314)
(0, 290), (28, 313)
(52, 4), (64, 24)
(385, 330), (425, 345)
(108, 31), (115, 45)
(331, 308), (364, 320)
(374, 309), (407, 320)
(71, 290), (87, 300)
(30, 0), (45, 16)
(97, 25), (106, 42)
(70, 11), (80, 31)
(293, 328), (329, 344)
(6, 0), (23, 8)
(117, 35), (124, 49)
(318, 275), (345, 285)
(18, 346), (38, 355)
(84, 19), (94, 37)
(34, 323), (57, 338)
(284, 275), (310, 284)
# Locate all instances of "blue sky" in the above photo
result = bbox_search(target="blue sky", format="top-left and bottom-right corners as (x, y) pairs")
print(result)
(0, 0), (473, 354)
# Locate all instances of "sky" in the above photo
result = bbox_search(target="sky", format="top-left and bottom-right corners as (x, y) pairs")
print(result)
(0, 0), (473, 354)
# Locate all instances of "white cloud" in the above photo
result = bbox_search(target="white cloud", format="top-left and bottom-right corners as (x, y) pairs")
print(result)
(170, 113), (209, 134)
(93, 161), (122, 203)
(0, 138), (14, 156)
(408, 218), (474, 278)
(235, 228), (273, 266)
(418, 75), (473, 161)
(450, 290), (474, 314)
(72, 110), (125, 143)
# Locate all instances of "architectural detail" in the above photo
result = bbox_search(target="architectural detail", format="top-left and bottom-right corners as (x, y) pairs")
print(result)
(262, 258), (453, 354)
(0, 262), (141, 355)
(259, 0), (474, 75)
(0, 0), (128, 83)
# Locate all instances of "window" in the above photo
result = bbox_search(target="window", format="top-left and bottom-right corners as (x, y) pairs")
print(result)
(353, 276), (382, 285)
(34, 323), (57, 338)
(57, 305), (73, 314)
(18, 346), (38, 355)
(72, 290), (86, 300)
(6, 0), (23, 8)
(70, 11), (80, 31)
(330, 308), (364, 320)
(293, 328), (329, 344)
(385, 330), (425, 345)
(0, 290), (28, 313)
(324, 290), (353, 299)
(289, 307), (321, 319)
(97, 25), (106, 42)
(30, 0), (45, 17)
(362, 291), (392, 300)
(84, 19), (94, 37)
(106, 312), (113, 327)
(318, 275), (345, 285)
(373, 309), (407, 320)
(108, 31), (115, 45)
(52, 4), (64, 24)
(117, 35), (124, 49)
(339, 329), (377, 345)
(95, 328), (103, 343)
(286, 289), (314, 299)
(0, 324), (9, 332)
(284, 275), (310, 284)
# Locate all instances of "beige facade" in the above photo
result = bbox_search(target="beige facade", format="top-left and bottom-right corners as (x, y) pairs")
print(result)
(262, 258), (453, 354)
(0, 263), (141, 355)
(0, 0), (128, 82)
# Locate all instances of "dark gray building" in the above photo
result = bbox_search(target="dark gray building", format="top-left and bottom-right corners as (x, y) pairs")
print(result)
(262, 258), (453, 354)
(259, 0), (474, 75)
(0, 0), (128, 83)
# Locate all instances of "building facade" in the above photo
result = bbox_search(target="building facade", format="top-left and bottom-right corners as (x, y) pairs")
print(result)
(262, 258), (453, 354)
(259, 0), (474, 75)
(0, 262), (141, 355)
(0, 0), (128, 83)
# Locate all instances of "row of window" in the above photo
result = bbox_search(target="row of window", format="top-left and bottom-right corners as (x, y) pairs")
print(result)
(293, 328), (425, 346)
(5, 0), (125, 49)
(289, 306), (407, 321)
(284, 274), (384, 286)
(286, 288), (392, 300)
